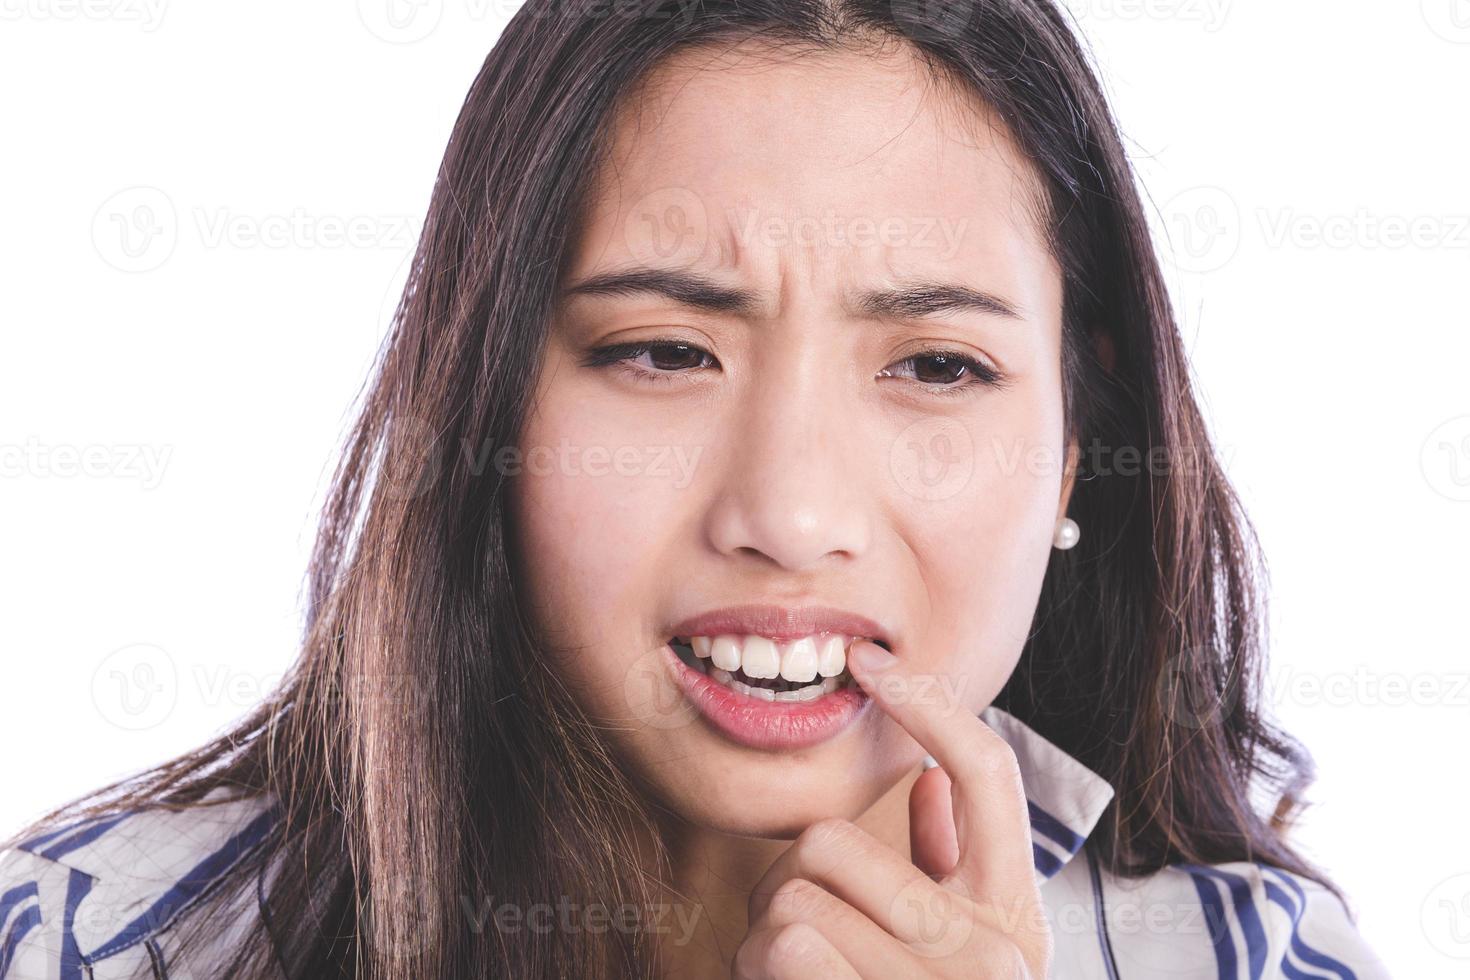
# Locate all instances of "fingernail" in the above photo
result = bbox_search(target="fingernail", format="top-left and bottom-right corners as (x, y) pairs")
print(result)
(849, 639), (896, 672)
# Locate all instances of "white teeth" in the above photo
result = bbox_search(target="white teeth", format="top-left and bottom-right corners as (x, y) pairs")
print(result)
(710, 636), (741, 672)
(680, 632), (861, 702)
(816, 635), (847, 677)
(734, 679), (776, 701)
(740, 636), (780, 679)
(779, 637), (818, 683)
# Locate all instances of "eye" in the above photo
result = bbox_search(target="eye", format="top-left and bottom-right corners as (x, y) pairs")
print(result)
(580, 339), (719, 385)
(879, 348), (1008, 396)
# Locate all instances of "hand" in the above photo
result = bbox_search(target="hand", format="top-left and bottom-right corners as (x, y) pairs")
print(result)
(732, 641), (1053, 979)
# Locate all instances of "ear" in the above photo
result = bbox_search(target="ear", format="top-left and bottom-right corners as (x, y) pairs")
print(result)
(1057, 437), (1080, 522)
(1095, 327), (1117, 373)
(1056, 328), (1111, 521)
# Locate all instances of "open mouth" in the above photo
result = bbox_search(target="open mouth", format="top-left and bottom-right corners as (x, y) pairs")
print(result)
(668, 634), (891, 704)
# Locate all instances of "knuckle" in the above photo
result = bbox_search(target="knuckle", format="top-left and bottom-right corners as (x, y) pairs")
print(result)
(767, 877), (824, 923)
(731, 936), (762, 979)
(797, 817), (854, 856)
(976, 734), (1021, 778)
(976, 935), (1029, 980)
(765, 922), (827, 970)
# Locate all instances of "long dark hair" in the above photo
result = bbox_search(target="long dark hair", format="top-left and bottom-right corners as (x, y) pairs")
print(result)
(3, 2), (1343, 976)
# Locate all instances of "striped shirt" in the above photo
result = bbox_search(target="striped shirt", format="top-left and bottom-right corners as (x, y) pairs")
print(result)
(0, 707), (1391, 978)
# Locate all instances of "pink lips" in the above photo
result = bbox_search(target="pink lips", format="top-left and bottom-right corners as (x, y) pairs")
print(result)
(661, 605), (890, 751)
(663, 643), (871, 751)
(667, 604), (891, 646)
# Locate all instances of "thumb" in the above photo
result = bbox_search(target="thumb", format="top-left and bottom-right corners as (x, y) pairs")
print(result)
(908, 762), (960, 880)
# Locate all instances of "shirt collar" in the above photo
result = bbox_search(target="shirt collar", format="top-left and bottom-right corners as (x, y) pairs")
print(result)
(926, 705), (1115, 885)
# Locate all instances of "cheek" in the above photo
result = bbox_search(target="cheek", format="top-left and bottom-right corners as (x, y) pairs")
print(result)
(510, 393), (688, 699)
(896, 392), (1065, 695)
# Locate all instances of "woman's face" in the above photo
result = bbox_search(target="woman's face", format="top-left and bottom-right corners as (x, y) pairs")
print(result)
(511, 43), (1072, 837)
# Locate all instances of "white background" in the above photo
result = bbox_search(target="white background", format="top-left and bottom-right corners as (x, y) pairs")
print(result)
(1, 2), (1466, 975)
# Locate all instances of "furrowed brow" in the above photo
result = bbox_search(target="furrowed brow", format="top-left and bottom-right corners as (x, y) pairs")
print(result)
(559, 268), (1022, 323)
(559, 267), (762, 317)
(854, 280), (1023, 321)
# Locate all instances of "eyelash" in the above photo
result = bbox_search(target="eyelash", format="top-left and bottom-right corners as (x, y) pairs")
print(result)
(580, 339), (1008, 396)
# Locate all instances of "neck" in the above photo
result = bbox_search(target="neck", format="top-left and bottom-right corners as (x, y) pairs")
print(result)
(647, 760), (926, 979)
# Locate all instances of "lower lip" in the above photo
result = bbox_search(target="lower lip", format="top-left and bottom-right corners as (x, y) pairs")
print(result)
(663, 643), (871, 751)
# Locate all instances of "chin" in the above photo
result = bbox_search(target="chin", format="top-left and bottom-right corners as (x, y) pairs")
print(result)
(637, 720), (921, 839)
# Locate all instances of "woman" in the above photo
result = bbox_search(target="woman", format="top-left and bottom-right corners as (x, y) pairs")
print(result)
(0, 1), (1390, 977)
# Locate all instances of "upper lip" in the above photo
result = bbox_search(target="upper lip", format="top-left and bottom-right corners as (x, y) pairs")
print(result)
(669, 604), (891, 646)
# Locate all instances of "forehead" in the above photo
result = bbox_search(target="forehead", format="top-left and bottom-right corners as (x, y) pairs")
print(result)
(568, 40), (1056, 300)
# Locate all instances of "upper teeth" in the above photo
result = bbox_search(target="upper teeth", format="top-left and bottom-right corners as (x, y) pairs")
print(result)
(686, 634), (856, 683)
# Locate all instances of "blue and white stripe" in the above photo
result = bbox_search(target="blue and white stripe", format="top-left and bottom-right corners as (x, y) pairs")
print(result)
(0, 791), (279, 980)
(0, 710), (1392, 978)
(1180, 862), (1368, 980)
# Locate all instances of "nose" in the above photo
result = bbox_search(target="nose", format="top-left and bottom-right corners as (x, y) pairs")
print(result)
(702, 348), (872, 572)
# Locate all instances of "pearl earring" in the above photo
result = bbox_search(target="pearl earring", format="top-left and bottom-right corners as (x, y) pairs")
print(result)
(1052, 517), (1080, 550)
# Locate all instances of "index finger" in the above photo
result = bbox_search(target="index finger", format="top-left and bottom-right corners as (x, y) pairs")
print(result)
(846, 639), (1036, 899)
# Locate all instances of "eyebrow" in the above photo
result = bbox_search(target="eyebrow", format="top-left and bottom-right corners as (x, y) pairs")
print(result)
(559, 267), (1023, 322)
